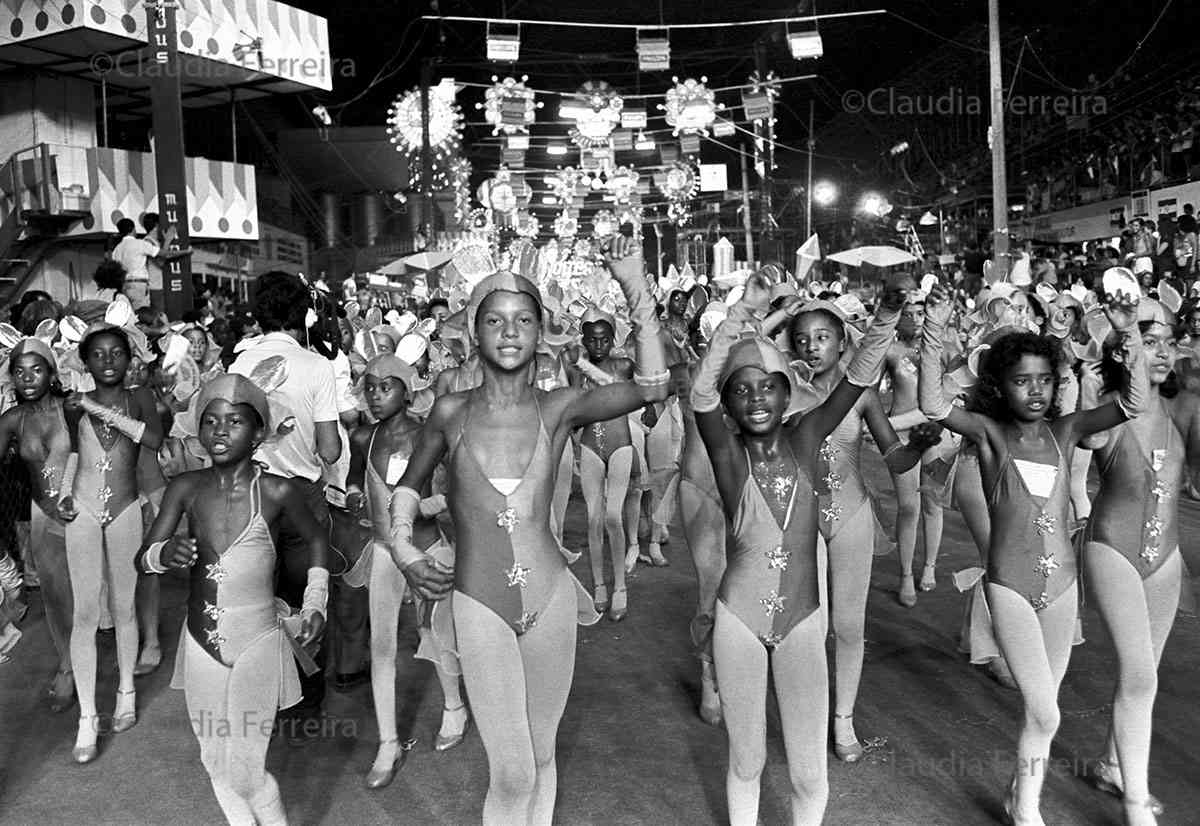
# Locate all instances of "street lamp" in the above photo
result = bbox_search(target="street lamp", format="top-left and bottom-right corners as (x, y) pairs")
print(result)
(813, 180), (838, 207)
(859, 192), (889, 216)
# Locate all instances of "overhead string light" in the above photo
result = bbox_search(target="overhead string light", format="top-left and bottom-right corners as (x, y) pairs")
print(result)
(660, 77), (722, 136)
(386, 79), (464, 189)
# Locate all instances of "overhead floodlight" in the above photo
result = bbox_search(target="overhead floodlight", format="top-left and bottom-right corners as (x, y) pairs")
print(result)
(541, 195), (557, 205)
(813, 180), (838, 207)
(890, 141), (910, 156)
(919, 210), (939, 225)
(547, 143), (568, 156)
(787, 28), (823, 60)
(507, 134), (530, 151)
(486, 21), (521, 62)
(637, 28), (671, 71)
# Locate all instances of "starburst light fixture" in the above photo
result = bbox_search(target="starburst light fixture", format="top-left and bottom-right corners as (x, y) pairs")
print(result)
(477, 75), (541, 135)
(562, 81), (624, 148)
(386, 80), (464, 188)
(660, 77), (721, 136)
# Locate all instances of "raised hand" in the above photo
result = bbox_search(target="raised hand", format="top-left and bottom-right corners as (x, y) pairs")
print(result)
(740, 271), (773, 315)
(1102, 289), (1139, 331)
(601, 234), (645, 288)
(907, 421), (945, 451)
(878, 280), (909, 314)
(923, 284), (953, 326)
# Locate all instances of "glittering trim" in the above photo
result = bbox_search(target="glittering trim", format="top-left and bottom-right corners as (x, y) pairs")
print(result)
(204, 628), (227, 647)
(496, 507), (520, 534)
(764, 546), (791, 570)
(760, 631), (783, 648)
(515, 611), (539, 634)
(759, 590), (785, 617)
(1033, 553), (1060, 578)
(205, 562), (228, 584)
(505, 563), (530, 588)
(202, 602), (223, 622)
(821, 502), (844, 523)
(1031, 592), (1050, 611)
(1033, 512), (1056, 536)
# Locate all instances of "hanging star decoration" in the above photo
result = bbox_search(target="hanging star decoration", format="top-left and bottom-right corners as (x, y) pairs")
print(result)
(567, 81), (623, 148)
(477, 75), (541, 135)
(386, 80), (464, 189)
(660, 76), (722, 136)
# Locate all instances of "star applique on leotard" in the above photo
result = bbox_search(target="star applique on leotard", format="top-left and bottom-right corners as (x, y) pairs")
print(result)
(823, 471), (843, 492)
(1030, 592), (1050, 611)
(764, 546), (791, 570)
(505, 563), (530, 589)
(1140, 545), (1160, 564)
(760, 631), (783, 648)
(1152, 480), (1172, 502)
(205, 562), (228, 584)
(515, 611), (539, 633)
(496, 507), (520, 534)
(97, 484), (113, 503)
(1144, 516), (1163, 539)
(822, 502), (844, 523)
(759, 590), (786, 617)
(1033, 512), (1056, 536)
(1034, 553), (1060, 578)
(819, 439), (839, 464)
(94, 456), (113, 473)
(204, 628), (227, 647)
(202, 602), (224, 622)
(770, 476), (793, 502)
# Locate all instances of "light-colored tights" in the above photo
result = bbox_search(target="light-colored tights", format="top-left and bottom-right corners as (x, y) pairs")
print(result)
(987, 581), (1078, 821)
(453, 570), (577, 826)
(826, 499), (876, 727)
(66, 502), (141, 722)
(579, 445), (633, 594)
(892, 462), (944, 580)
(368, 550), (463, 746)
(713, 601), (829, 826)
(1084, 543), (1181, 807)
(31, 505), (72, 674)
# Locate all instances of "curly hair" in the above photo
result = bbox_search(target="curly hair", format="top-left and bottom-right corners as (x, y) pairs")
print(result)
(251, 271), (311, 333)
(93, 259), (127, 291)
(967, 331), (1063, 421)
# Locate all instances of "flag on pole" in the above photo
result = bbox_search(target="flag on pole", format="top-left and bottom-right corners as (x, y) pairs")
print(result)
(794, 234), (821, 283)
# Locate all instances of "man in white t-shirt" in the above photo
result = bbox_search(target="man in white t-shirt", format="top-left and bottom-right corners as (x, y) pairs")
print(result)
(111, 218), (158, 310)
(230, 271), (341, 738)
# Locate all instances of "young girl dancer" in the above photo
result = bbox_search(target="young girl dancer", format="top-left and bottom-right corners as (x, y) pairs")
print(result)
(919, 285), (1146, 825)
(58, 325), (163, 762)
(787, 302), (942, 761)
(692, 274), (904, 826)
(391, 235), (667, 825)
(563, 310), (636, 620)
(136, 374), (327, 825)
(1082, 298), (1198, 826)
(0, 338), (74, 709)
(347, 355), (467, 790)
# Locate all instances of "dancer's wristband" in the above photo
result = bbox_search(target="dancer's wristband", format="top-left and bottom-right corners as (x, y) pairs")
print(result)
(918, 319), (953, 421)
(388, 485), (426, 568)
(418, 494), (447, 518)
(300, 567), (329, 622)
(141, 540), (169, 574)
(1116, 333), (1148, 419)
(844, 307), (899, 387)
(634, 368), (671, 387)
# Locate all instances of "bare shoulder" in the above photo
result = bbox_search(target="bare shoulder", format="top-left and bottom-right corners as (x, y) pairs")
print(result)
(428, 390), (470, 430)
(611, 357), (635, 379)
(259, 471), (302, 503)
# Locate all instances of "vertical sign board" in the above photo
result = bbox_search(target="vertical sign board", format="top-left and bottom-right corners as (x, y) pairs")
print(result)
(145, 0), (194, 319)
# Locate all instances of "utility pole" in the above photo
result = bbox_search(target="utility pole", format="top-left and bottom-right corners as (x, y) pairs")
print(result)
(805, 99), (815, 239)
(987, 0), (1009, 278)
(740, 146), (754, 264)
(144, 0), (193, 319)
(419, 59), (435, 252)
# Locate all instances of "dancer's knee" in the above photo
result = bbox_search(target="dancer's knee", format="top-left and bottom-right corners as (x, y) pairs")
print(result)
(1118, 662), (1157, 706)
(492, 754), (538, 802)
(830, 610), (865, 652)
(895, 500), (919, 523)
(1024, 697), (1061, 737)
(728, 738), (766, 781)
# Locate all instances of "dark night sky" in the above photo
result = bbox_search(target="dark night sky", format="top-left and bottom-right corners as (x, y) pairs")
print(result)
(276, 0), (1192, 205)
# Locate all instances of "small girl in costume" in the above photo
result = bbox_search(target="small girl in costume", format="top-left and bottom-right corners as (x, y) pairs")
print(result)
(136, 374), (327, 826)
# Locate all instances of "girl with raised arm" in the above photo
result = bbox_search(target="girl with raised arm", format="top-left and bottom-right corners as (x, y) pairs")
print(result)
(918, 284), (1146, 826)
(136, 374), (327, 825)
(389, 235), (668, 826)
(786, 301), (942, 761)
(1082, 297), (1199, 826)
(58, 325), (163, 763)
(692, 273), (904, 826)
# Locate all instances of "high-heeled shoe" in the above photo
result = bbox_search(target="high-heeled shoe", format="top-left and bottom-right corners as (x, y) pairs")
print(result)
(1092, 759), (1163, 816)
(699, 662), (722, 726)
(647, 541), (669, 567)
(608, 587), (628, 622)
(898, 574), (917, 608)
(134, 644), (162, 677)
(624, 546), (640, 574)
(48, 669), (75, 714)
(919, 563), (937, 591)
(434, 704), (471, 752)
(364, 739), (413, 789)
(111, 688), (137, 733)
(593, 584), (609, 614)
(1122, 797), (1159, 826)
(1002, 777), (1046, 826)
(832, 713), (864, 763)
(73, 715), (99, 764)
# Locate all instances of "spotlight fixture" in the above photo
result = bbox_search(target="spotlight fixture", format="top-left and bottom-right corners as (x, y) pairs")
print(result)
(486, 21), (521, 62)
(547, 143), (568, 156)
(635, 131), (655, 151)
(889, 141), (910, 156)
(636, 28), (670, 71)
(812, 180), (838, 207)
(787, 27), (823, 60)
(312, 105), (332, 126)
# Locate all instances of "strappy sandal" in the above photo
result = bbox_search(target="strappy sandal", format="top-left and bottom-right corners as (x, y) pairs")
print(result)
(832, 713), (864, 763)
(1092, 759), (1163, 816)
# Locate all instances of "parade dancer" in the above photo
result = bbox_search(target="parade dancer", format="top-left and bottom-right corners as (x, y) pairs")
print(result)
(391, 235), (667, 826)
(0, 338), (74, 709)
(787, 301), (942, 761)
(563, 309), (637, 620)
(137, 375), (327, 825)
(692, 273), (903, 826)
(348, 355), (467, 791)
(919, 285), (1145, 826)
(1082, 297), (1199, 826)
(58, 325), (163, 763)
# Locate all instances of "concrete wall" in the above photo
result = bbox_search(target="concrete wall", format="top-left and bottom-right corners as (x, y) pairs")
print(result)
(0, 72), (95, 152)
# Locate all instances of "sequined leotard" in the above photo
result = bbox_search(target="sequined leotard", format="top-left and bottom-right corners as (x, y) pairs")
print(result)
(718, 450), (821, 647)
(1086, 402), (1183, 578)
(446, 393), (597, 635)
(986, 425), (1076, 610)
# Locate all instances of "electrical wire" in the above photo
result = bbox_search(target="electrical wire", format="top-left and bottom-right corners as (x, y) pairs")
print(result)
(419, 9), (885, 31)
